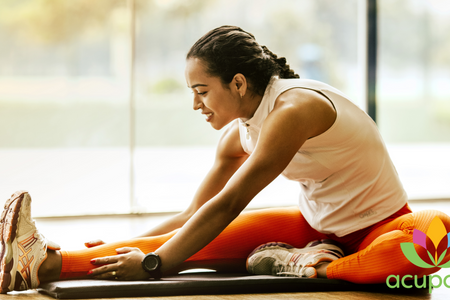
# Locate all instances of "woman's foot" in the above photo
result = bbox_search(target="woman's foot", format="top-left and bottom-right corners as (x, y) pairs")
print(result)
(0, 191), (60, 293)
(246, 239), (344, 278)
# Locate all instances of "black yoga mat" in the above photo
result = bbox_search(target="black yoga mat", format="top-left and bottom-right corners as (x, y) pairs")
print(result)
(37, 272), (425, 299)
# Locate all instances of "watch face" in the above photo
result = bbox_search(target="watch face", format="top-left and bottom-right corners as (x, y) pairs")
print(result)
(144, 255), (159, 271)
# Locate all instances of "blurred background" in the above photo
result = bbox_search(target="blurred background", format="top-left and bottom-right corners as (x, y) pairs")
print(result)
(0, 0), (449, 219)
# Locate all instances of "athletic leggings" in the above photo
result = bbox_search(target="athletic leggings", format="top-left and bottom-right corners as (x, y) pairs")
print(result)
(59, 204), (450, 284)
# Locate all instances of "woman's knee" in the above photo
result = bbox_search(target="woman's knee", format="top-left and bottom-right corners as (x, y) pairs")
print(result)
(411, 210), (450, 232)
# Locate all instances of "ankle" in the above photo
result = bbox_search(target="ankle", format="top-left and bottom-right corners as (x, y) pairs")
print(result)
(315, 262), (330, 278)
(38, 250), (62, 283)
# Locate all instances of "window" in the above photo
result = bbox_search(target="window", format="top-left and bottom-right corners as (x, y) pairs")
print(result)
(0, 0), (131, 216)
(378, 0), (450, 199)
(3, 0), (444, 218)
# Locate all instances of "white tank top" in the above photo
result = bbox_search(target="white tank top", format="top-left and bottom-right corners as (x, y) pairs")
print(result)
(238, 77), (407, 237)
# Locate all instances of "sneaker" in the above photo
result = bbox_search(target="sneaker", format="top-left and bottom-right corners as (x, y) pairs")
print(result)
(246, 239), (344, 278)
(0, 191), (60, 293)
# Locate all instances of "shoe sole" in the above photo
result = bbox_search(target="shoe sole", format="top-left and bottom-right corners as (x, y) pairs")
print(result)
(246, 241), (344, 272)
(0, 191), (27, 294)
(248, 241), (344, 258)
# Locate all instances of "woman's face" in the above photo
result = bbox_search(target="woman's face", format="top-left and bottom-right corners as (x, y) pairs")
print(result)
(185, 58), (242, 130)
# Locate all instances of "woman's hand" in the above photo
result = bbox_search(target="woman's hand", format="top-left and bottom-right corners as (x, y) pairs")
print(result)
(88, 247), (150, 281)
(85, 239), (106, 248)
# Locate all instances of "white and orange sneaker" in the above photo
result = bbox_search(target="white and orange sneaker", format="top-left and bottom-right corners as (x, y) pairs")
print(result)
(0, 191), (60, 293)
(246, 240), (344, 278)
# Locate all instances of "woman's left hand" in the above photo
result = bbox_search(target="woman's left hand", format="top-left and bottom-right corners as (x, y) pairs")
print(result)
(88, 247), (150, 281)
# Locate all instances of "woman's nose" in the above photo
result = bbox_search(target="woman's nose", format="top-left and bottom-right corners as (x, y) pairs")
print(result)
(193, 98), (202, 110)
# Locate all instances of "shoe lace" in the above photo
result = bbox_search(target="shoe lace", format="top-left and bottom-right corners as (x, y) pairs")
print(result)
(275, 260), (313, 277)
(34, 230), (48, 258)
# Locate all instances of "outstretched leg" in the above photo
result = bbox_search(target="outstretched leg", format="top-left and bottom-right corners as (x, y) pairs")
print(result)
(1, 191), (330, 290)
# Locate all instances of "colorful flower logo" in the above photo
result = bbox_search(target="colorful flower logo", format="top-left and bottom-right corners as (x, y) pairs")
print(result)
(401, 216), (450, 268)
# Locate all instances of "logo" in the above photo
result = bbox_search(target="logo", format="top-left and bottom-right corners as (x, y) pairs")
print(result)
(400, 216), (450, 268)
(387, 216), (450, 293)
(359, 208), (377, 219)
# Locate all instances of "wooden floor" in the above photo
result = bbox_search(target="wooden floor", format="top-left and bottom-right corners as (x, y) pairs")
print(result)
(1, 288), (448, 300)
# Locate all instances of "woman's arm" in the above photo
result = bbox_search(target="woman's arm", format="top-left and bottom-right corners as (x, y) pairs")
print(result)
(155, 89), (336, 273)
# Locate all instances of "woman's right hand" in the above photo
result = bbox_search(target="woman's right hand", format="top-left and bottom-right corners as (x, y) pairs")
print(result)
(85, 239), (106, 248)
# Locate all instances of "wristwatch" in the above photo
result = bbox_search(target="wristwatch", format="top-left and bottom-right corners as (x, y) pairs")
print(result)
(141, 252), (162, 279)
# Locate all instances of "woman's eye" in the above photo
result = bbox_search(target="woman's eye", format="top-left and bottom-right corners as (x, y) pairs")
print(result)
(198, 92), (207, 96)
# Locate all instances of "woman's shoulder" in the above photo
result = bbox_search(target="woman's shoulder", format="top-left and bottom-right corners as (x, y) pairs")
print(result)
(269, 78), (339, 116)
(217, 120), (248, 159)
(262, 78), (322, 111)
(273, 80), (334, 111)
(268, 87), (336, 140)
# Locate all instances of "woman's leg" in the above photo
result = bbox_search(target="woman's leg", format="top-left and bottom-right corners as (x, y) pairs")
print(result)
(54, 206), (328, 279)
(327, 210), (450, 284)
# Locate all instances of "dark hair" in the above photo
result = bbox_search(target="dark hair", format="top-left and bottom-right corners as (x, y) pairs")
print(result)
(187, 25), (299, 96)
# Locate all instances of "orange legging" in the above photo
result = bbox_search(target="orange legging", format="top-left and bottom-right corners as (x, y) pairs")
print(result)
(59, 204), (450, 284)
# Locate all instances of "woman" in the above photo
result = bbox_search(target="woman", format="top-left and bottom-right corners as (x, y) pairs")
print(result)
(1, 25), (448, 293)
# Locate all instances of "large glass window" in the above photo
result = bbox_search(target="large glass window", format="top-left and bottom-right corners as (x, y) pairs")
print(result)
(378, 0), (450, 200)
(0, 0), (131, 216)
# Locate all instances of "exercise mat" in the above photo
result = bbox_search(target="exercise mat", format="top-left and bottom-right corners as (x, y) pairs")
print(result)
(37, 272), (424, 299)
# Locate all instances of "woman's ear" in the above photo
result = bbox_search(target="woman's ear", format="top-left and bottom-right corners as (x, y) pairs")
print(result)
(232, 73), (247, 98)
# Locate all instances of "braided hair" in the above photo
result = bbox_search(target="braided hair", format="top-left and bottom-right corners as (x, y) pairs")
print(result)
(187, 25), (299, 96)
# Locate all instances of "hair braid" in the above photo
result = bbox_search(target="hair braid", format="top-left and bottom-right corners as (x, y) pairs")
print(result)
(261, 46), (299, 79)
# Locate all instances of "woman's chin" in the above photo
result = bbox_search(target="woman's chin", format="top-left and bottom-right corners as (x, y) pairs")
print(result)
(210, 122), (222, 130)
(209, 119), (234, 130)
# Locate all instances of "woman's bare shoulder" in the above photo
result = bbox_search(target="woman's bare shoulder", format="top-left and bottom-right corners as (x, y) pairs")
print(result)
(271, 88), (336, 139)
(216, 120), (248, 159)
